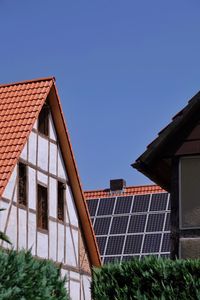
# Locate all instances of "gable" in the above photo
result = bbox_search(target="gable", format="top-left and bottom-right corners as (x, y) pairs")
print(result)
(133, 91), (200, 191)
(0, 77), (100, 268)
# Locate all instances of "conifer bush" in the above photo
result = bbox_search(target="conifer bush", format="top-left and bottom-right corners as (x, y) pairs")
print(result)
(0, 249), (69, 299)
(91, 256), (200, 300)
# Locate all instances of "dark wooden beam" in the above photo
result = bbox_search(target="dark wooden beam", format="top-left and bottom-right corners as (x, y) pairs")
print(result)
(170, 158), (179, 259)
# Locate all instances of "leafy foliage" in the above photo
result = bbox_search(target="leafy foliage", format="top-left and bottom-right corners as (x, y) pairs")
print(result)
(0, 249), (69, 300)
(92, 256), (200, 300)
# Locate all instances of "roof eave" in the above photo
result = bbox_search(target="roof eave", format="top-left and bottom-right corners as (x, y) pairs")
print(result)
(132, 91), (200, 191)
(132, 160), (170, 191)
(49, 83), (101, 268)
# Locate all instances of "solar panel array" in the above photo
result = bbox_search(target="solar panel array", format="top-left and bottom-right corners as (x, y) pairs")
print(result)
(87, 192), (170, 264)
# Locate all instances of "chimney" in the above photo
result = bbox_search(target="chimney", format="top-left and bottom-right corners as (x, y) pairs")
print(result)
(110, 179), (126, 192)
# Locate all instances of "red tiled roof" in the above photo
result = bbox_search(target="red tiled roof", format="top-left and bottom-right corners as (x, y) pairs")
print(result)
(0, 77), (53, 196)
(84, 184), (166, 199)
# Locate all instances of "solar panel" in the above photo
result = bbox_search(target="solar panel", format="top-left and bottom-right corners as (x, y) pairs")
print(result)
(150, 193), (168, 211)
(165, 213), (170, 231)
(86, 190), (171, 263)
(160, 253), (170, 258)
(94, 217), (111, 235)
(87, 198), (99, 216)
(141, 254), (159, 258)
(122, 255), (139, 261)
(142, 234), (162, 253)
(110, 216), (129, 234)
(114, 196), (133, 214)
(104, 256), (121, 264)
(167, 196), (171, 210)
(96, 236), (107, 254)
(106, 236), (125, 255)
(97, 197), (115, 215)
(132, 194), (150, 212)
(124, 235), (143, 254)
(146, 213), (165, 232)
(161, 233), (170, 252)
(128, 214), (146, 233)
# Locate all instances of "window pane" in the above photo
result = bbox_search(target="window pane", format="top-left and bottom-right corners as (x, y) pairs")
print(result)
(180, 157), (200, 228)
(58, 181), (65, 222)
(37, 185), (48, 230)
(18, 162), (27, 206)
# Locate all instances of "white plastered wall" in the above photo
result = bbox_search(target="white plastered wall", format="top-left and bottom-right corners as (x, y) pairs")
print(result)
(49, 220), (57, 261)
(2, 165), (17, 200)
(28, 212), (36, 255)
(81, 275), (91, 300)
(6, 205), (17, 249)
(18, 209), (27, 249)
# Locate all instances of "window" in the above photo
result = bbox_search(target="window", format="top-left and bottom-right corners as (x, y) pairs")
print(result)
(38, 104), (49, 136)
(180, 156), (200, 228)
(18, 162), (27, 206)
(37, 184), (48, 230)
(57, 182), (65, 222)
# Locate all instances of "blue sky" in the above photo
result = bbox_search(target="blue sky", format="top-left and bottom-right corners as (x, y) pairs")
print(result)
(1, 1), (200, 190)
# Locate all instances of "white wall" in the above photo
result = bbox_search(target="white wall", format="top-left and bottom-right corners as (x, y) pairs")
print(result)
(2, 165), (17, 200)
(28, 167), (36, 210)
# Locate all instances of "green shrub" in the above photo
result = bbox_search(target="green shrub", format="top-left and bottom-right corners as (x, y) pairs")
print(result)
(91, 256), (200, 300)
(0, 249), (69, 300)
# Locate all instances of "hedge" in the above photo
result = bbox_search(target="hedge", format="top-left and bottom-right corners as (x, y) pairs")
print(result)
(91, 256), (200, 300)
(0, 249), (69, 299)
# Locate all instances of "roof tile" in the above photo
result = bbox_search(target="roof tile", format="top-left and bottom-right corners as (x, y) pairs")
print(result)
(84, 184), (165, 199)
(0, 78), (53, 195)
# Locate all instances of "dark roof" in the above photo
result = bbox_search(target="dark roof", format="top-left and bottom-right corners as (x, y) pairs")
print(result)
(132, 91), (200, 191)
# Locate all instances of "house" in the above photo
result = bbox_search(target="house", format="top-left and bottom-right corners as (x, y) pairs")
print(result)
(0, 77), (101, 300)
(133, 91), (200, 259)
(85, 179), (170, 263)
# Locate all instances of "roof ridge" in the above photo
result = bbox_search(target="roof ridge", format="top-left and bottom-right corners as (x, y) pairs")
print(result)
(0, 76), (55, 88)
(84, 184), (161, 193)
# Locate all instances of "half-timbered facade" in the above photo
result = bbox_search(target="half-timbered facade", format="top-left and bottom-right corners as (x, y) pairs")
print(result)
(0, 77), (101, 300)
